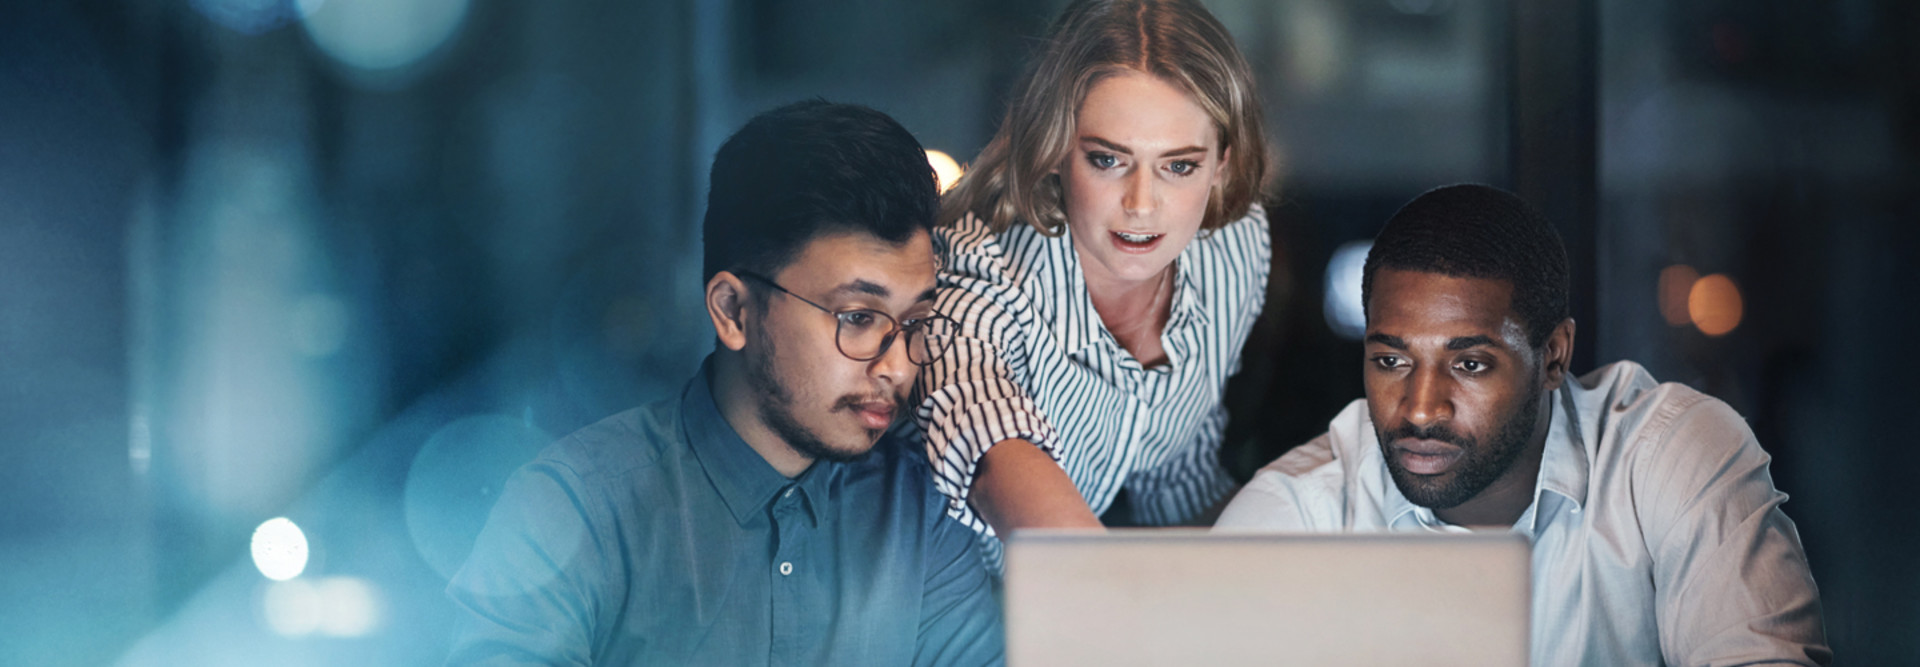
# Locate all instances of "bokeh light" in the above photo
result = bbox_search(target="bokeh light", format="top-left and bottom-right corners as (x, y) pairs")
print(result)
(260, 576), (382, 637)
(192, 0), (315, 35)
(300, 0), (470, 72)
(262, 579), (323, 637)
(1322, 240), (1373, 340)
(315, 577), (381, 637)
(251, 517), (310, 581)
(1656, 264), (1699, 326)
(926, 149), (963, 194)
(1687, 273), (1744, 336)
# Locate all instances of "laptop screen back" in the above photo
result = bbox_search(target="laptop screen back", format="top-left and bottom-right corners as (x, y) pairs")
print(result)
(1003, 530), (1530, 667)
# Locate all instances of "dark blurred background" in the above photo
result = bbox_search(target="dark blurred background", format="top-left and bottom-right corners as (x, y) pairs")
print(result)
(3, 0), (1915, 664)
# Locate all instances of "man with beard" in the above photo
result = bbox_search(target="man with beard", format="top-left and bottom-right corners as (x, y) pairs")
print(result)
(1216, 185), (1828, 666)
(445, 101), (1002, 665)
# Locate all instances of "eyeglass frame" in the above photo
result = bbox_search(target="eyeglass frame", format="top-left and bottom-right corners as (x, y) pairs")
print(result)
(734, 271), (955, 367)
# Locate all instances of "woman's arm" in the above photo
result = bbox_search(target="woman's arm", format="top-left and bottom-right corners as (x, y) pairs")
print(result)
(970, 438), (1103, 531)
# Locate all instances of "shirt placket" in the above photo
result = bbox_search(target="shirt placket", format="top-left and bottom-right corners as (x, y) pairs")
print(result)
(768, 485), (813, 666)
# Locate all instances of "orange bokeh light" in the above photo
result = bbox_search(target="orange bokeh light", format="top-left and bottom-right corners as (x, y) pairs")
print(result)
(1687, 273), (1744, 336)
(926, 149), (963, 194)
(1657, 264), (1699, 326)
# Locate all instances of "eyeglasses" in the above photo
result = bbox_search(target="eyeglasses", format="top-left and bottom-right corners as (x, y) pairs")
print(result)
(736, 271), (955, 366)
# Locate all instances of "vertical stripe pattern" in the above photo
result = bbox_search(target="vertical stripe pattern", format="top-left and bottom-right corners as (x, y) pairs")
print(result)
(905, 206), (1271, 564)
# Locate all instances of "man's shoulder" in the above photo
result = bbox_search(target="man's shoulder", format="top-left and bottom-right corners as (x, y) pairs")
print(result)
(531, 398), (681, 486)
(838, 432), (952, 525)
(1577, 361), (1744, 440)
(1259, 397), (1373, 477)
(1216, 398), (1370, 531)
(1574, 361), (1759, 473)
(841, 431), (936, 490)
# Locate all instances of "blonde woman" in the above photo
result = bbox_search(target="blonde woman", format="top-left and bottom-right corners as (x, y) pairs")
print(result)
(912, 0), (1272, 562)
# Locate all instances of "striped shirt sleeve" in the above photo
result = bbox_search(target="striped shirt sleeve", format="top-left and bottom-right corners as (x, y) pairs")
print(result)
(913, 220), (1062, 537)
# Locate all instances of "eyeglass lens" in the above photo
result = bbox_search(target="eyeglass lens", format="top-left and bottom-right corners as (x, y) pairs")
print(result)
(837, 313), (953, 365)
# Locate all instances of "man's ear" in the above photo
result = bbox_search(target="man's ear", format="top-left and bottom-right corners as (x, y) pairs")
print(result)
(706, 271), (752, 352)
(1541, 318), (1577, 391)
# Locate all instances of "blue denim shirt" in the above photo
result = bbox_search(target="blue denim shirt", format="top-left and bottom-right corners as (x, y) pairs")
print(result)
(447, 360), (1004, 666)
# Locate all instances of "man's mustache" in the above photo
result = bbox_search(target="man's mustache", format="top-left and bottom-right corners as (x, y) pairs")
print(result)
(1382, 422), (1472, 448)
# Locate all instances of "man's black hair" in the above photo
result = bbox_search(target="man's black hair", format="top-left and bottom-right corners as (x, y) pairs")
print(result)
(1362, 184), (1570, 348)
(701, 100), (938, 289)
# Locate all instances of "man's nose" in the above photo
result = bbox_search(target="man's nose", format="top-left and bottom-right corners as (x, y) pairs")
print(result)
(1404, 365), (1453, 428)
(868, 330), (917, 390)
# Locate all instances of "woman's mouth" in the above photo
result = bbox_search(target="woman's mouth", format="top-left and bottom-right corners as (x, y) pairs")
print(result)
(1111, 230), (1164, 253)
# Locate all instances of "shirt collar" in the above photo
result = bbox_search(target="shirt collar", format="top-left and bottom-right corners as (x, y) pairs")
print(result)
(1025, 223), (1212, 359)
(1380, 381), (1592, 535)
(1166, 232), (1213, 329)
(682, 357), (839, 527)
(1533, 380), (1592, 517)
(1027, 224), (1106, 357)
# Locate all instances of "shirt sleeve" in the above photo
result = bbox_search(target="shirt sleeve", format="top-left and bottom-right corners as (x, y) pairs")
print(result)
(914, 224), (1062, 537)
(1213, 432), (1342, 531)
(1637, 398), (1831, 666)
(912, 492), (1007, 667)
(444, 459), (616, 667)
(1123, 402), (1239, 525)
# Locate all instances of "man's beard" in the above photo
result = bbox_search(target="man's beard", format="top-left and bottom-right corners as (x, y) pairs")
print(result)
(745, 323), (883, 464)
(1376, 380), (1543, 510)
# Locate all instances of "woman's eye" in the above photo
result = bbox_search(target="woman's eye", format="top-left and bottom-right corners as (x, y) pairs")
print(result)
(1167, 160), (1199, 176)
(1088, 152), (1119, 169)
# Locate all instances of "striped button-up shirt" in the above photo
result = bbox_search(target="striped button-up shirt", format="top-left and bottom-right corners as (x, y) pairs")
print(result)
(907, 207), (1270, 556)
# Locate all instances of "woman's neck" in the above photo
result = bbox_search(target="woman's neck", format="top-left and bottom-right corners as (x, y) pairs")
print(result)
(1082, 259), (1174, 366)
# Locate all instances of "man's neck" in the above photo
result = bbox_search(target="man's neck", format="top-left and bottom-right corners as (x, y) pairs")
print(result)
(708, 353), (815, 479)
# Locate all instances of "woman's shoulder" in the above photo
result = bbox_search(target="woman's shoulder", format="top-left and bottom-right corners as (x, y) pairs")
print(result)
(936, 213), (1054, 281)
(1187, 202), (1272, 270)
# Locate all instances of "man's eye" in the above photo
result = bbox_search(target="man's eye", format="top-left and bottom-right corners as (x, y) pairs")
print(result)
(1167, 160), (1199, 176)
(1456, 359), (1487, 374)
(1088, 152), (1119, 169)
(1372, 356), (1404, 370)
(838, 311), (879, 329)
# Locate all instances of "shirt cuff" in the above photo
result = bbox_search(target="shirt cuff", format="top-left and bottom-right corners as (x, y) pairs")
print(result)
(918, 391), (1060, 538)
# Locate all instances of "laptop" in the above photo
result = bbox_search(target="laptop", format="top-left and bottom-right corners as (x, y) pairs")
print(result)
(1003, 529), (1530, 666)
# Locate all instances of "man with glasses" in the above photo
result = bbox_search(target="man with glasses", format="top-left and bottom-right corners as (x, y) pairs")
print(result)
(446, 101), (1002, 666)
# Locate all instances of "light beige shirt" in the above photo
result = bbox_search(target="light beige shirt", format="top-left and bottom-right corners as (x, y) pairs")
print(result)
(1217, 361), (1830, 666)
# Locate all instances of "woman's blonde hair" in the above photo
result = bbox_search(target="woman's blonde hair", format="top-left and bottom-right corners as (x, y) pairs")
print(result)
(941, 0), (1271, 235)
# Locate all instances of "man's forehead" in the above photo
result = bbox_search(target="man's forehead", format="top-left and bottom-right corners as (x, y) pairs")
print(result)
(778, 229), (937, 296)
(1367, 269), (1525, 347)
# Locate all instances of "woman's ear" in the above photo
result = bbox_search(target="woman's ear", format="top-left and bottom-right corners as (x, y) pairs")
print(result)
(1213, 144), (1233, 188)
(706, 271), (752, 352)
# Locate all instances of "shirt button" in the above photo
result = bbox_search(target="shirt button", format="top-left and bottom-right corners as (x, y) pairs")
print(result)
(783, 488), (794, 499)
(779, 562), (794, 576)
